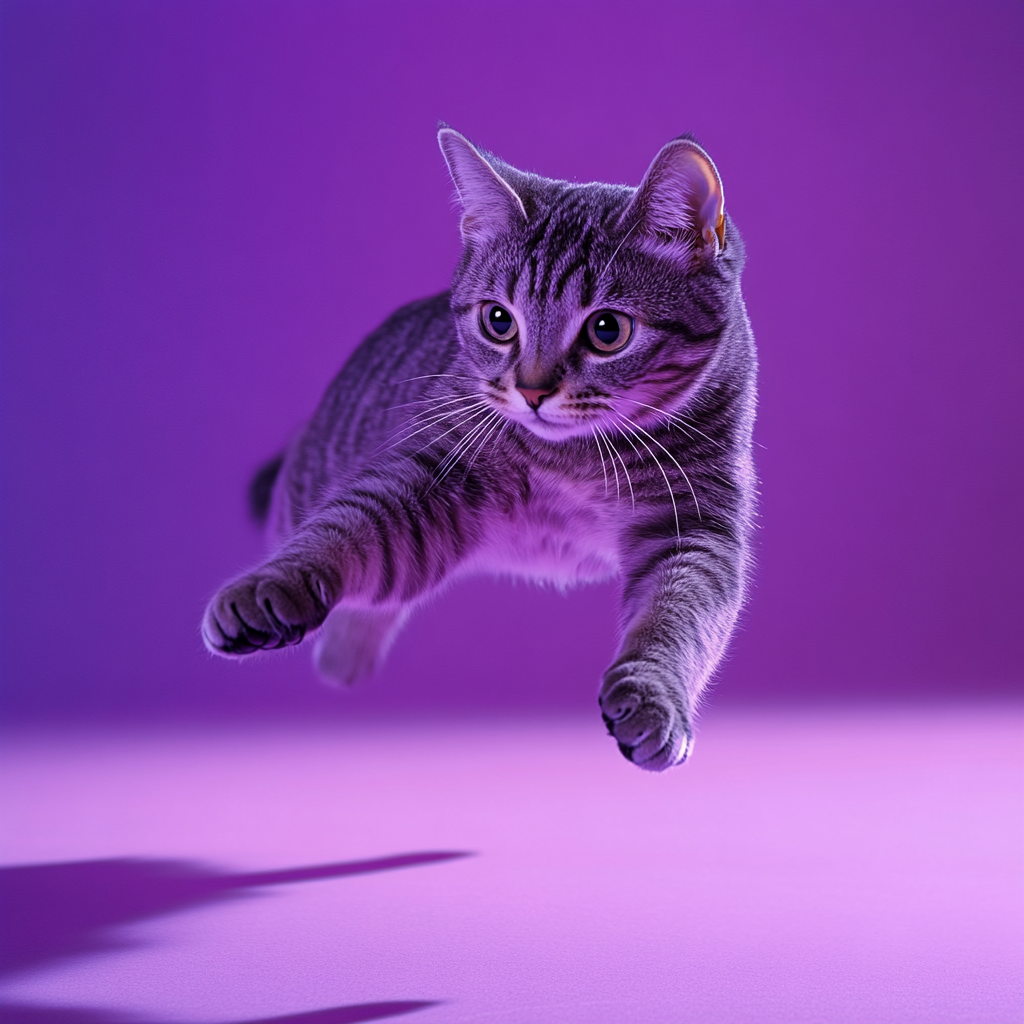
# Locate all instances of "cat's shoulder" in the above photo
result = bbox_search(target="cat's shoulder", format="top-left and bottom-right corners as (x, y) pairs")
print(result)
(339, 291), (455, 377)
(365, 291), (453, 344)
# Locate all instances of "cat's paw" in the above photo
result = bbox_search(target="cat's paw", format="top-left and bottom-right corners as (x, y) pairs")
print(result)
(599, 662), (693, 771)
(202, 561), (334, 656)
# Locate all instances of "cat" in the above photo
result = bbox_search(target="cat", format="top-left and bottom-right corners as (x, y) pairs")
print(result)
(202, 127), (757, 771)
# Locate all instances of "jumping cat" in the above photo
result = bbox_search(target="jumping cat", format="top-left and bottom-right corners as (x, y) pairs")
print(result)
(202, 127), (757, 771)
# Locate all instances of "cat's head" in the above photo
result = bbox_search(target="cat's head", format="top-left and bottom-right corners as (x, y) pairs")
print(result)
(439, 127), (741, 443)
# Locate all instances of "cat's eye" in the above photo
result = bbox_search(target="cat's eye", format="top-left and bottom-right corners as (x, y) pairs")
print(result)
(480, 302), (519, 343)
(585, 310), (633, 354)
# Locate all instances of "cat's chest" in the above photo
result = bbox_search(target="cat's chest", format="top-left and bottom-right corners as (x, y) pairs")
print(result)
(474, 468), (620, 586)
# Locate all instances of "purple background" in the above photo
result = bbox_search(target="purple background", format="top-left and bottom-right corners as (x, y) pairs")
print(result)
(1, 0), (1021, 721)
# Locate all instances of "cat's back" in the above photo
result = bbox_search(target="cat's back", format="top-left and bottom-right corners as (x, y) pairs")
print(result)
(281, 291), (459, 516)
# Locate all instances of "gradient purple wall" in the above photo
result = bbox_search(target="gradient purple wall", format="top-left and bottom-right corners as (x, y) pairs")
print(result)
(1, 0), (1021, 720)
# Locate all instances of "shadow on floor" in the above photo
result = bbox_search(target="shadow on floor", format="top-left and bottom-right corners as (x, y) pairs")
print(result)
(0, 1001), (439, 1024)
(0, 853), (468, 1024)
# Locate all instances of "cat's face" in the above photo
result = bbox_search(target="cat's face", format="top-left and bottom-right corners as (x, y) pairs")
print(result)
(440, 129), (732, 443)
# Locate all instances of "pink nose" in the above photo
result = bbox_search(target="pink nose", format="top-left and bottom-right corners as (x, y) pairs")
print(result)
(516, 385), (556, 410)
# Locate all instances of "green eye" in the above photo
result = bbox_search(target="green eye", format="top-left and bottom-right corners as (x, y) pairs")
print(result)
(481, 302), (519, 342)
(586, 310), (633, 353)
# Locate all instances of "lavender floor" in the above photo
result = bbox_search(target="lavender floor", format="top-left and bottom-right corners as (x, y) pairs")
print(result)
(1, 704), (1021, 1024)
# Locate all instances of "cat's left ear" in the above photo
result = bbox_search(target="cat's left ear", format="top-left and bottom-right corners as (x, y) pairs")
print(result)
(621, 137), (726, 258)
(438, 127), (527, 243)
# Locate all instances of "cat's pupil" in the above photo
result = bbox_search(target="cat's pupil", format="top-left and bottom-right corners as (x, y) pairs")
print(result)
(489, 306), (512, 335)
(594, 315), (619, 344)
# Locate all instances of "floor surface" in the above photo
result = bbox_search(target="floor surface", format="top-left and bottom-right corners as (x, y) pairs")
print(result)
(1, 704), (1022, 1023)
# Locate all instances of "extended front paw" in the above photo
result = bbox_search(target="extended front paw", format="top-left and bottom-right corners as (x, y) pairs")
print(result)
(599, 663), (693, 771)
(202, 561), (335, 656)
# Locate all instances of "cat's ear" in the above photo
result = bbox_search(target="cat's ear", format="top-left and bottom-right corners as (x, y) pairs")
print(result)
(438, 128), (527, 243)
(621, 136), (725, 258)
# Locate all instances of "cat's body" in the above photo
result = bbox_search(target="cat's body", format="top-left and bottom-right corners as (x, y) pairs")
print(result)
(204, 129), (757, 770)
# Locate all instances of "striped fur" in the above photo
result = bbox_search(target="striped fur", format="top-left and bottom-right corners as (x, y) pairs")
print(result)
(202, 131), (757, 771)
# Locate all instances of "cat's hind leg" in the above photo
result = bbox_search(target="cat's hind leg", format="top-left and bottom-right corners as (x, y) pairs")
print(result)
(312, 606), (410, 686)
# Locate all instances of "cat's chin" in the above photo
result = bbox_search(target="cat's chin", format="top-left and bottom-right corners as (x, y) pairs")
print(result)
(515, 416), (591, 443)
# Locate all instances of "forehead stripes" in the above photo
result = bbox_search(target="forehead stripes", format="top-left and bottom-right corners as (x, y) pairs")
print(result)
(513, 191), (614, 308)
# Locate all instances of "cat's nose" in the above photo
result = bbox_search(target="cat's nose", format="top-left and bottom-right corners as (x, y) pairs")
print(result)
(516, 384), (557, 410)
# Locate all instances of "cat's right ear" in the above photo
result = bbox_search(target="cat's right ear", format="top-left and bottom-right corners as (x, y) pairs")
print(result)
(438, 128), (527, 243)
(620, 136), (726, 259)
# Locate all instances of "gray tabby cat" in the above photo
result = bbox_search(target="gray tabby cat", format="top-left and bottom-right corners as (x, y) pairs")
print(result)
(202, 128), (757, 771)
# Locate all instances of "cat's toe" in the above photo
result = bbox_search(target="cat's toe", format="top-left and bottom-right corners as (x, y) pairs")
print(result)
(202, 578), (272, 655)
(599, 677), (692, 772)
(202, 564), (333, 656)
(628, 717), (692, 771)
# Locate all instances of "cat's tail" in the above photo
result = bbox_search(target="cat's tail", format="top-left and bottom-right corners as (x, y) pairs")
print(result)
(248, 453), (284, 526)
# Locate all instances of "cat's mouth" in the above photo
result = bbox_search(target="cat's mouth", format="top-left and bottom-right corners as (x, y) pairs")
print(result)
(489, 385), (603, 441)
(508, 405), (599, 442)
(521, 410), (567, 439)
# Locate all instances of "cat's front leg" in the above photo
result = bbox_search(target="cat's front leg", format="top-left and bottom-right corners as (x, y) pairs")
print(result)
(600, 532), (747, 770)
(202, 547), (340, 654)
(202, 472), (480, 657)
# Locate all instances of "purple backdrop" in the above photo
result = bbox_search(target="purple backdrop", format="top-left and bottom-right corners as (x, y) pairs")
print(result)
(1, 0), (1021, 720)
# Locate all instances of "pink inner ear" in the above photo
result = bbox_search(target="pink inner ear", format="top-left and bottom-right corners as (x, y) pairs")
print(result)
(699, 193), (726, 248)
(629, 139), (725, 254)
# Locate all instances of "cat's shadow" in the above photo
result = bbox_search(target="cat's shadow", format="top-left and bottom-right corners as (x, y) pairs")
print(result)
(0, 852), (470, 1024)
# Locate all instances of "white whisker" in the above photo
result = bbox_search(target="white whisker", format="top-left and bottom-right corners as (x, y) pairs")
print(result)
(376, 395), (482, 451)
(431, 411), (501, 488)
(384, 391), (481, 414)
(614, 395), (726, 451)
(396, 394), (486, 431)
(620, 413), (701, 522)
(598, 217), (641, 284)
(591, 427), (609, 497)
(380, 400), (489, 454)
(396, 373), (487, 385)
(417, 404), (493, 458)
(598, 426), (633, 510)
(617, 418), (681, 540)
(595, 428), (622, 502)
(436, 409), (496, 468)
(463, 411), (506, 475)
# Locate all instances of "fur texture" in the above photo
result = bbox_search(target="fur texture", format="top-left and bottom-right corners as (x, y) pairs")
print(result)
(202, 129), (757, 771)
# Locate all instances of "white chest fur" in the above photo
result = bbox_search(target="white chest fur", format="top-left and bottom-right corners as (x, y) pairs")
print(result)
(470, 468), (621, 589)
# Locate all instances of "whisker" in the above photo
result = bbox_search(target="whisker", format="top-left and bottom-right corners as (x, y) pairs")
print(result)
(597, 217), (641, 285)
(613, 395), (726, 451)
(598, 426), (634, 510)
(463, 410), (506, 475)
(594, 427), (622, 502)
(416, 404), (493, 458)
(379, 400), (489, 454)
(376, 396), (482, 451)
(384, 391), (481, 414)
(598, 429), (622, 502)
(396, 373), (487, 385)
(619, 413), (702, 522)
(393, 394), (486, 432)
(614, 422), (664, 525)
(434, 409), (500, 473)
(480, 418), (512, 467)
(591, 427), (609, 498)
(400, 396), (489, 434)
(617, 418), (681, 540)
(431, 411), (501, 488)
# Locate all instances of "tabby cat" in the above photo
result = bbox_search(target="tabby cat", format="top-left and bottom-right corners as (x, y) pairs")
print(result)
(202, 128), (757, 771)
